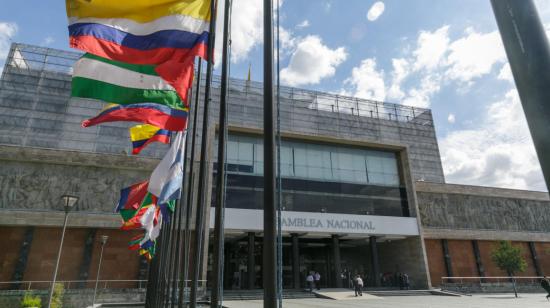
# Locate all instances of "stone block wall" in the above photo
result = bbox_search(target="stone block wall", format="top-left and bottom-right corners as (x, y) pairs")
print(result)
(377, 237), (429, 288)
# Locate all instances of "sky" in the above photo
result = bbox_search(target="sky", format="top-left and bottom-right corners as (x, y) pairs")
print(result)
(1, 0), (550, 191)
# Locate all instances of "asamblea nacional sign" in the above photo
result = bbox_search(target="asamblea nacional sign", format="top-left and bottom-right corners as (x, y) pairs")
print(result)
(210, 208), (419, 236)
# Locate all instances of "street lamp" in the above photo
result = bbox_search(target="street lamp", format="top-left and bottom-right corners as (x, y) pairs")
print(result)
(92, 235), (109, 306)
(47, 195), (78, 308)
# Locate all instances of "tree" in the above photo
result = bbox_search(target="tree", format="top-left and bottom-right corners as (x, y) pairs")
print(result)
(491, 241), (527, 298)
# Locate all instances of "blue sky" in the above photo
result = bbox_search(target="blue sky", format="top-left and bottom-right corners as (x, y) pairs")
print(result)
(1, 0), (549, 191)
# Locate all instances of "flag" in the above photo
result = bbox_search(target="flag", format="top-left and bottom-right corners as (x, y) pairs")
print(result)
(82, 103), (189, 131)
(129, 124), (171, 155)
(66, 0), (211, 95)
(115, 181), (149, 213)
(148, 131), (186, 204)
(72, 53), (192, 106)
(119, 193), (156, 227)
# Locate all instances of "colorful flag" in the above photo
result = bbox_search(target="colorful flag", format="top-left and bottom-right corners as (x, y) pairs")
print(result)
(129, 124), (171, 155)
(115, 180), (149, 213)
(82, 103), (188, 131)
(72, 53), (192, 106)
(66, 0), (211, 95)
(148, 131), (187, 204)
(119, 193), (156, 226)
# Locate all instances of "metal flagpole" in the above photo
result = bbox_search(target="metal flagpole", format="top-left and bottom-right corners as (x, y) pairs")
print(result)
(211, 0), (231, 306)
(491, 0), (550, 192)
(263, 0), (277, 306)
(179, 59), (202, 308)
(190, 0), (219, 306)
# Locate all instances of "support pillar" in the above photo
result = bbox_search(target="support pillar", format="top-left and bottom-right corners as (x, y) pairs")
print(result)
(369, 236), (380, 287)
(442, 239), (453, 282)
(529, 242), (543, 276)
(331, 235), (343, 288)
(247, 232), (255, 289)
(11, 227), (34, 290)
(77, 228), (97, 288)
(472, 240), (485, 278)
(291, 234), (300, 289)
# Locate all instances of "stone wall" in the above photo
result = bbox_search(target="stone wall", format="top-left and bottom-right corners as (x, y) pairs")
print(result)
(416, 182), (550, 232)
(377, 237), (429, 288)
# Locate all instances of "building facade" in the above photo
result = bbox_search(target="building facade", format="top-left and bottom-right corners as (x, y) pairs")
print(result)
(0, 43), (549, 292)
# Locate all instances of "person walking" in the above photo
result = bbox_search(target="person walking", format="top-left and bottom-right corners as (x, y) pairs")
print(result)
(353, 275), (363, 297)
(314, 272), (321, 290)
(306, 272), (314, 292)
(540, 276), (550, 300)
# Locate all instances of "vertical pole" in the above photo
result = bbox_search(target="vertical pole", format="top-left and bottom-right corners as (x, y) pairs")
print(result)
(369, 236), (380, 287)
(47, 211), (69, 308)
(211, 0), (231, 306)
(92, 240), (106, 306)
(331, 235), (342, 288)
(491, 0), (550, 191)
(291, 234), (300, 289)
(179, 59), (203, 308)
(190, 0), (218, 306)
(248, 232), (255, 289)
(263, 0), (277, 306)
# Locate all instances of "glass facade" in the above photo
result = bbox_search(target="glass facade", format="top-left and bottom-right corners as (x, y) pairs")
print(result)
(223, 135), (400, 187)
(213, 134), (409, 217)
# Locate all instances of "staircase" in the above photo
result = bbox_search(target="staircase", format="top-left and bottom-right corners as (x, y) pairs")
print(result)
(365, 289), (457, 297)
(219, 289), (317, 301)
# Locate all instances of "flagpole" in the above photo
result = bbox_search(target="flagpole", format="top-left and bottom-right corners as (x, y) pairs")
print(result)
(190, 0), (219, 306)
(491, 0), (550, 192)
(179, 59), (202, 308)
(211, 0), (231, 306)
(263, 0), (277, 306)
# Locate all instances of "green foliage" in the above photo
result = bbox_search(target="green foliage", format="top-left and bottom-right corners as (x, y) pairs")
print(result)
(491, 241), (527, 276)
(20, 293), (41, 308)
(50, 283), (64, 308)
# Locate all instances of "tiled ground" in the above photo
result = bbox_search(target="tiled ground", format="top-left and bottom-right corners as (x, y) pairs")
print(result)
(222, 293), (550, 308)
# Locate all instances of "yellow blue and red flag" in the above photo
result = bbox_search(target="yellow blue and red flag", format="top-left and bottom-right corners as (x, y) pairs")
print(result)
(129, 124), (171, 155)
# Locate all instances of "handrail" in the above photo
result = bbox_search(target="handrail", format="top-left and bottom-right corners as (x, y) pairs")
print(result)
(0, 279), (208, 291)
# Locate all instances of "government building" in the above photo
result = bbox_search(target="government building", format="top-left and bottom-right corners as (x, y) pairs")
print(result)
(0, 43), (549, 299)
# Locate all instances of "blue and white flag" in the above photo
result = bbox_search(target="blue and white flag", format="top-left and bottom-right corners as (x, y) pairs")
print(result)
(148, 130), (186, 204)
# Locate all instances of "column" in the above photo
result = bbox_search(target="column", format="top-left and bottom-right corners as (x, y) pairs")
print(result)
(442, 239), (453, 282)
(247, 232), (255, 289)
(472, 240), (485, 278)
(77, 228), (97, 288)
(291, 234), (300, 289)
(529, 242), (543, 276)
(332, 235), (343, 288)
(11, 227), (34, 290)
(369, 236), (381, 287)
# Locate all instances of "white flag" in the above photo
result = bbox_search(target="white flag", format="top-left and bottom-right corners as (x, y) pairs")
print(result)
(148, 130), (186, 204)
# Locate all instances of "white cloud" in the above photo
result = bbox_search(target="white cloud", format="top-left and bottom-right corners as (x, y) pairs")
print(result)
(447, 113), (455, 124)
(342, 58), (386, 101)
(413, 25), (450, 71)
(497, 63), (514, 83)
(296, 20), (310, 29)
(401, 74), (440, 108)
(281, 35), (347, 86)
(445, 28), (506, 82)
(387, 58), (409, 100)
(367, 1), (385, 22)
(441, 89), (545, 191)
(0, 22), (17, 60)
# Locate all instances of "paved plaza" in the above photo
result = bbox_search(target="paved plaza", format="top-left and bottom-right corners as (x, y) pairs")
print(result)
(223, 293), (550, 308)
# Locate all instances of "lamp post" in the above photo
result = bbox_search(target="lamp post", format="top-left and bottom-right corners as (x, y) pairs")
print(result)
(47, 195), (78, 308)
(92, 235), (108, 307)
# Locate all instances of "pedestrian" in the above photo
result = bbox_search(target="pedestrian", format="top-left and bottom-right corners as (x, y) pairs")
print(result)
(353, 275), (363, 297)
(540, 276), (550, 300)
(306, 272), (314, 292)
(403, 273), (410, 290)
(314, 272), (321, 290)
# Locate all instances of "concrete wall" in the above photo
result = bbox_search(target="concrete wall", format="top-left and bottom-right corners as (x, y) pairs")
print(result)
(377, 237), (429, 288)
(416, 182), (550, 240)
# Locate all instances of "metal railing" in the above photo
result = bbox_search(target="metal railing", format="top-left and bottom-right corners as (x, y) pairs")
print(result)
(0, 279), (208, 291)
(441, 276), (544, 286)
